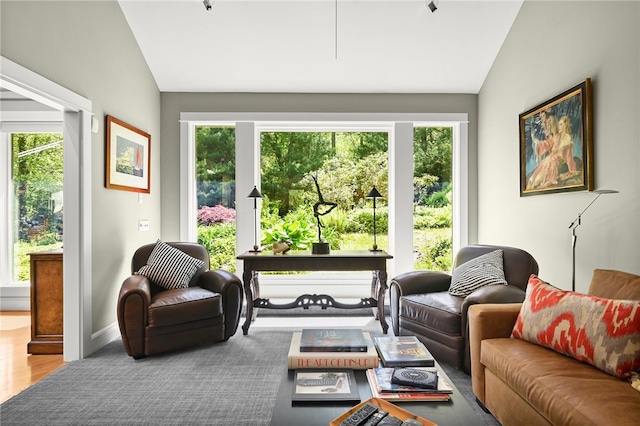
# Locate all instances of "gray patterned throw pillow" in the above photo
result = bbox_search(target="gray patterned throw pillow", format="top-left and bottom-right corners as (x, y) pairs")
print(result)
(135, 240), (205, 290)
(448, 249), (508, 297)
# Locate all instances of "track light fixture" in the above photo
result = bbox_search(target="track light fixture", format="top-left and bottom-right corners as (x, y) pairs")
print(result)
(203, 0), (212, 11)
(427, 0), (438, 13)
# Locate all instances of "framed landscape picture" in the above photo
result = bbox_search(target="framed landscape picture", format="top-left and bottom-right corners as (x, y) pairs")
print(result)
(105, 115), (151, 193)
(519, 79), (593, 196)
(292, 369), (360, 403)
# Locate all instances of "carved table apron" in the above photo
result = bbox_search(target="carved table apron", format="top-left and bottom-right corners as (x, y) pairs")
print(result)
(237, 250), (393, 335)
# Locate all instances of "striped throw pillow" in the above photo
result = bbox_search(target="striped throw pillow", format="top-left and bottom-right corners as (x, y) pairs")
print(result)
(135, 240), (205, 290)
(448, 249), (508, 297)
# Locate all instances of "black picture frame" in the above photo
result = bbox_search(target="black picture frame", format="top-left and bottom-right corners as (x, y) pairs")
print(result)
(519, 79), (593, 196)
(292, 369), (360, 403)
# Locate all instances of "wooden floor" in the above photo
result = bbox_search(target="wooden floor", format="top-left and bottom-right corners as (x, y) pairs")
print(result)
(0, 311), (66, 404)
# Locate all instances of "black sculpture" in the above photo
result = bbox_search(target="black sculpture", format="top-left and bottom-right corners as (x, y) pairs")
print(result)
(311, 175), (336, 254)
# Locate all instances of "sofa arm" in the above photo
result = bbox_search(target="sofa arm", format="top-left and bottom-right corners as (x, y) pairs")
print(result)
(461, 285), (525, 338)
(199, 270), (244, 340)
(390, 270), (452, 335)
(117, 275), (152, 358)
(468, 303), (522, 404)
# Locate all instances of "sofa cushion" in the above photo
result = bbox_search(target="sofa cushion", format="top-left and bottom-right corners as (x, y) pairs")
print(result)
(448, 249), (508, 297)
(512, 275), (640, 378)
(136, 239), (205, 290)
(401, 292), (463, 336)
(589, 269), (640, 300)
(148, 287), (222, 328)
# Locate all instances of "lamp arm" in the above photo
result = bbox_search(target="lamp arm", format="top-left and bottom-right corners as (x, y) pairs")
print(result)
(568, 193), (602, 229)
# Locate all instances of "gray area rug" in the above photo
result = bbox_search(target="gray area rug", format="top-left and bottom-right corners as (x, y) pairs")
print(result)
(1, 318), (498, 426)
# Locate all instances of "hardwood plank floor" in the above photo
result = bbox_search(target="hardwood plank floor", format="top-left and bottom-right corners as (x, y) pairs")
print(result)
(0, 311), (66, 404)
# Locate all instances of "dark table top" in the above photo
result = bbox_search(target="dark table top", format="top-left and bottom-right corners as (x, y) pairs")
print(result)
(269, 366), (481, 426)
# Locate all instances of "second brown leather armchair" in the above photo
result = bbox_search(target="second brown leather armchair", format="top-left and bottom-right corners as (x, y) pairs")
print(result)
(390, 244), (538, 373)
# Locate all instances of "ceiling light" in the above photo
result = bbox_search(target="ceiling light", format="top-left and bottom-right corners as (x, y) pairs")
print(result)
(203, 0), (212, 11)
(427, 1), (438, 13)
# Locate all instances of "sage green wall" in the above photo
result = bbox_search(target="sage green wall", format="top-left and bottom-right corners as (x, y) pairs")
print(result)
(160, 92), (479, 242)
(1, 1), (162, 334)
(478, 1), (640, 291)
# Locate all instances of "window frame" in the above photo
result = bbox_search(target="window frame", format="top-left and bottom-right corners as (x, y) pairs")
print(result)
(180, 112), (469, 284)
(0, 122), (64, 286)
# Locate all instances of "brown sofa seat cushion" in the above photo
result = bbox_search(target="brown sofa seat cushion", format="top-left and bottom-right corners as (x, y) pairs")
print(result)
(401, 292), (462, 337)
(148, 287), (222, 328)
(481, 338), (640, 426)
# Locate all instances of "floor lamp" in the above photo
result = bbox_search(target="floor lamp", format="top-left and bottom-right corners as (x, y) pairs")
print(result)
(568, 189), (618, 292)
(248, 186), (263, 252)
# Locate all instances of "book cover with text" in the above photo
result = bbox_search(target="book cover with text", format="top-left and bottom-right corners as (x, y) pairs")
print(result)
(373, 335), (435, 367)
(288, 332), (379, 369)
(300, 328), (368, 352)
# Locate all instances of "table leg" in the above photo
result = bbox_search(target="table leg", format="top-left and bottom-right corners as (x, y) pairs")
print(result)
(377, 269), (389, 334)
(370, 271), (379, 319)
(241, 270), (254, 335)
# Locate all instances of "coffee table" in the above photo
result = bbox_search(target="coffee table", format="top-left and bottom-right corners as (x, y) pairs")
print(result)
(269, 364), (482, 425)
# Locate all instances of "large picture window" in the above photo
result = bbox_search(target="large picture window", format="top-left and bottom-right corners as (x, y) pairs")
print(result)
(182, 113), (468, 298)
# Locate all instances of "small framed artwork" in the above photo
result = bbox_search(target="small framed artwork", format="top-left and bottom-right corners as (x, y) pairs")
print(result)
(292, 369), (360, 403)
(519, 79), (593, 196)
(105, 115), (151, 193)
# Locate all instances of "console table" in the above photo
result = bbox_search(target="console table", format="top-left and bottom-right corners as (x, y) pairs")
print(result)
(237, 250), (393, 335)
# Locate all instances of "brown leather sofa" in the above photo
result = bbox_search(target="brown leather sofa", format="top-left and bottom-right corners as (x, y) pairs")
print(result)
(390, 245), (538, 373)
(469, 269), (640, 426)
(117, 242), (243, 359)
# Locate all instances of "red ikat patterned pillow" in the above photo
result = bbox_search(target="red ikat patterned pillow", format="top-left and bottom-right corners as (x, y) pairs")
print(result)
(511, 275), (640, 379)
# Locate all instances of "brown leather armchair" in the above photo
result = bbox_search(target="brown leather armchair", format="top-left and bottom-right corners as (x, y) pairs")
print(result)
(117, 242), (243, 359)
(390, 244), (538, 373)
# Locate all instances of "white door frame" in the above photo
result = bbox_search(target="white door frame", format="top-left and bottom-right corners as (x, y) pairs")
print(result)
(0, 56), (92, 361)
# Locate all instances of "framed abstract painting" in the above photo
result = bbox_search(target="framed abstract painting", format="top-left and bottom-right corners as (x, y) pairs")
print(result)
(105, 115), (151, 193)
(519, 79), (593, 196)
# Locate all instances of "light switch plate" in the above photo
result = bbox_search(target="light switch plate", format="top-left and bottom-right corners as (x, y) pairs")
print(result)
(138, 220), (149, 232)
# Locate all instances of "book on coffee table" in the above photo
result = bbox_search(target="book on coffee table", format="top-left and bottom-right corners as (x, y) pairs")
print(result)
(370, 367), (453, 394)
(292, 369), (360, 403)
(373, 335), (435, 367)
(365, 369), (450, 402)
(300, 328), (368, 352)
(288, 331), (379, 369)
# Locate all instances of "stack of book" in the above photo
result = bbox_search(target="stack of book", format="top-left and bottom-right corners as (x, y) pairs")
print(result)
(368, 336), (451, 402)
(365, 367), (452, 402)
(287, 328), (380, 370)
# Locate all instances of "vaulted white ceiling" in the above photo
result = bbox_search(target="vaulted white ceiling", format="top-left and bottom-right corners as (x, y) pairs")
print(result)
(119, 0), (523, 93)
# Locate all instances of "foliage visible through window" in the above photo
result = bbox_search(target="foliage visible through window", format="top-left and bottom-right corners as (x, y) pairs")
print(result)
(195, 127), (237, 272)
(413, 127), (453, 271)
(193, 126), (453, 273)
(12, 133), (64, 282)
(260, 132), (389, 253)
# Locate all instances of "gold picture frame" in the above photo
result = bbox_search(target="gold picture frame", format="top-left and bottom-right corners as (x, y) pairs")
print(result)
(519, 79), (593, 196)
(105, 115), (151, 193)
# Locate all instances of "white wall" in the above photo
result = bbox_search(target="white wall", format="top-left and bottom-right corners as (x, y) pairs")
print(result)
(1, 1), (162, 342)
(478, 1), (640, 292)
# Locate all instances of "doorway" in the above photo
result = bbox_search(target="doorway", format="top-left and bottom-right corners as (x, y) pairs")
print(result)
(0, 56), (92, 361)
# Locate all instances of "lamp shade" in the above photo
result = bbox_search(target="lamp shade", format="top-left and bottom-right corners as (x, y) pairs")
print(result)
(366, 186), (382, 199)
(248, 186), (263, 199)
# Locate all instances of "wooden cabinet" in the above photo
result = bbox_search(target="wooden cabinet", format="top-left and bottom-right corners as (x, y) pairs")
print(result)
(27, 249), (63, 355)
